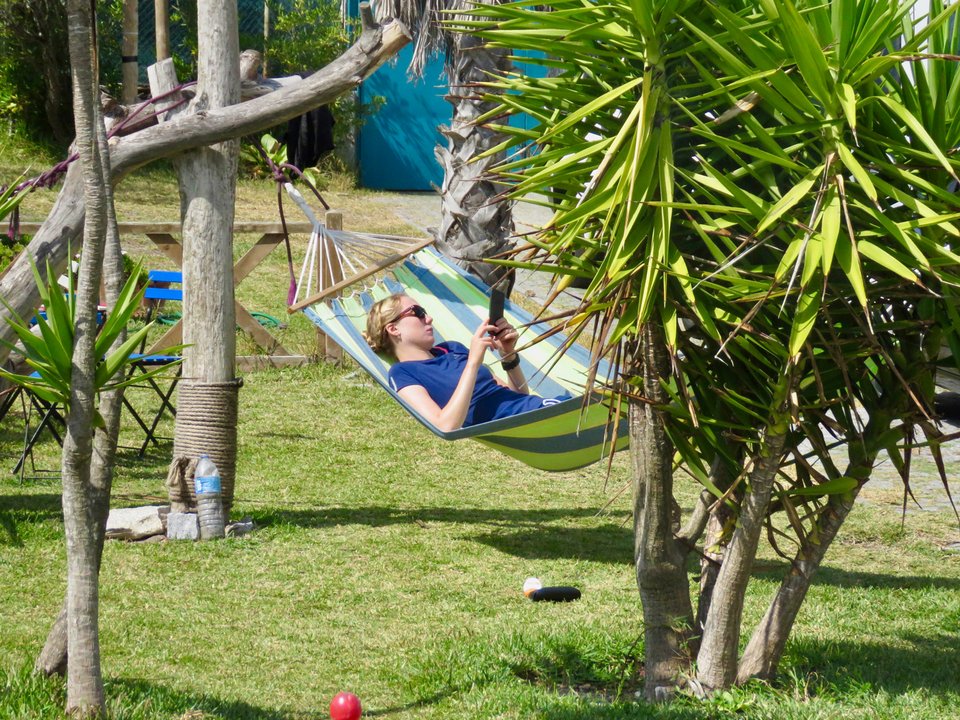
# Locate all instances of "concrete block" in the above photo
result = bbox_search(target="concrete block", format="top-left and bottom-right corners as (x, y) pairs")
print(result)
(167, 512), (199, 541)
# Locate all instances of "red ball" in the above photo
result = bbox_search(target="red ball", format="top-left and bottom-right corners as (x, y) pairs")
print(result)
(330, 691), (362, 720)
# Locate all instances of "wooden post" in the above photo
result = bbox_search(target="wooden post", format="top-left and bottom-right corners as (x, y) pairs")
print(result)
(121, 0), (138, 105)
(317, 209), (344, 362)
(155, 0), (170, 62)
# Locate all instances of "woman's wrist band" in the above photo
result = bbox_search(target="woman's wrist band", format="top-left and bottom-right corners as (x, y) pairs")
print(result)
(501, 354), (521, 371)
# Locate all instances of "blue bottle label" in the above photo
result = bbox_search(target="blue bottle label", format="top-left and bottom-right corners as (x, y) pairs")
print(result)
(195, 475), (221, 494)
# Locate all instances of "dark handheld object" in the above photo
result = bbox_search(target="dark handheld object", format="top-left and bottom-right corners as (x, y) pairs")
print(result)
(529, 586), (581, 602)
(489, 287), (506, 325)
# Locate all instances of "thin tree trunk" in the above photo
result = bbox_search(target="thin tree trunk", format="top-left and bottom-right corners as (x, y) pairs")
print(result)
(121, 0), (139, 105)
(632, 324), (694, 701)
(695, 456), (737, 638)
(35, 111), (129, 687)
(695, 418), (788, 692)
(736, 409), (892, 682)
(62, 0), (112, 713)
(155, 0), (170, 62)
(734, 486), (860, 683)
(35, 605), (68, 676)
(435, 32), (514, 287)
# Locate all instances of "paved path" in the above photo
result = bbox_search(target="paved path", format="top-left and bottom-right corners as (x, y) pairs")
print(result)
(369, 191), (581, 311)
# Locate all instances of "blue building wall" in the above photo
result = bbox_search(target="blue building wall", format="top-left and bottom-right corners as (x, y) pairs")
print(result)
(358, 49), (449, 191)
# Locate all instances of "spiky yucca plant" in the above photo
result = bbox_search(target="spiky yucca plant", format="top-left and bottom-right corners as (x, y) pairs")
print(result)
(455, 0), (960, 697)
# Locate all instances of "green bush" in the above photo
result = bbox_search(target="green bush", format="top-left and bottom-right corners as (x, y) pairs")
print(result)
(0, 0), (124, 148)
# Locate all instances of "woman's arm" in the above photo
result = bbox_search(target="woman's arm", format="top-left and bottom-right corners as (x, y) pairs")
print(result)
(396, 322), (495, 431)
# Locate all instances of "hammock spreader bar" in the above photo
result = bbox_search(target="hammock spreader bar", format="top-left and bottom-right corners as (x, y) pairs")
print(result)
(299, 247), (628, 472)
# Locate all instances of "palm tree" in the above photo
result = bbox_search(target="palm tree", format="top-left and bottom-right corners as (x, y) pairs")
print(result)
(376, 0), (515, 286)
(455, 0), (960, 698)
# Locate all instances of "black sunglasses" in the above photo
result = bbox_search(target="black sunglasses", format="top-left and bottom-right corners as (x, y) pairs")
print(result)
(390, 304), (428, 323)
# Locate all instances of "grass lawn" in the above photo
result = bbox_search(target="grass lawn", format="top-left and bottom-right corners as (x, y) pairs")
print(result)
(1, 141), (959, 719)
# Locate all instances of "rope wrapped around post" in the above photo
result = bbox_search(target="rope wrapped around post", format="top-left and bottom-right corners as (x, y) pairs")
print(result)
(167, 379), (242, 513)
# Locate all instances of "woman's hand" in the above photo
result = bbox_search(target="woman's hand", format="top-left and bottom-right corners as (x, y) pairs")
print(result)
(468, 320), (497, 365)
(490, 318), (519, 356)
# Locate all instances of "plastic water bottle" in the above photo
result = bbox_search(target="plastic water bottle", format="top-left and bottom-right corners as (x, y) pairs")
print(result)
(195, 454), (226, 540)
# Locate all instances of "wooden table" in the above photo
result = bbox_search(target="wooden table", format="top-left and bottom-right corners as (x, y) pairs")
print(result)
(19, 220), (315, 370)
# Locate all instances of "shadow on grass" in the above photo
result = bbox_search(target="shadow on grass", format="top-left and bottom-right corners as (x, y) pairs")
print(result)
(788, 632), (960, 697)
(537, 703), (707, 719)
(110, 676), (459, 720)
(468, 525), (633, 565)
(0, 492), (62, 546)
(752, 558), (960, 590)
(253, 504), (633, 564)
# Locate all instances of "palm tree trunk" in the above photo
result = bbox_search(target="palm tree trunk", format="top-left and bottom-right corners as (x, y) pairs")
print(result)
(695, 456), (739, 639)
(632, 323), (694, 700)
(735, 487), (860, 683)
(35, 141), (128, 684)
(435, 32), (514, 287)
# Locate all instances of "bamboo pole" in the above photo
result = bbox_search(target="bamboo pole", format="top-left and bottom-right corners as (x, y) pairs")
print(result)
(121, 0), (139, 104)
(155, 0), (170, 61)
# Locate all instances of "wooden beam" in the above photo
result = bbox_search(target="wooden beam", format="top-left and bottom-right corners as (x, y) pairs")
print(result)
(145, 233), (182, 266)
(233, 233), (284, 285)
(235, 302), (291, 356)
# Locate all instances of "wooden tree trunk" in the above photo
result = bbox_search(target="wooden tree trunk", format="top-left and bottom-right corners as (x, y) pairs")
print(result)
(35, 172), (130, 683)
(179, 0), (239, 384)
(435, 31), (515, 287)
(169, 0), (241, 509)
(695, 418), (788, 692)
(631, 324), (694, 700)
(121, 0), (139, 105)
(735, 488), (860, 683)
(695, 457), (737, 637)
(155, 0), (170, 61)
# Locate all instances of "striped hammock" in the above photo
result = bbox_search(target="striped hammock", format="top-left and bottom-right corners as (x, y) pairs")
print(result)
(297, 245), (628, 472)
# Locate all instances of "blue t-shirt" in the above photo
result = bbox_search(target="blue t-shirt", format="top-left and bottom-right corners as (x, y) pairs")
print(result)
(388, 341), (566, 427)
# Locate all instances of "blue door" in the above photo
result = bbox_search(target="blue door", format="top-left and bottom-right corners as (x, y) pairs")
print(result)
(358, 47), (449, 191)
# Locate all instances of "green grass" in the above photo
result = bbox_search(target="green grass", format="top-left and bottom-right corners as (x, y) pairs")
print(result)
(1, 142), (959, 719)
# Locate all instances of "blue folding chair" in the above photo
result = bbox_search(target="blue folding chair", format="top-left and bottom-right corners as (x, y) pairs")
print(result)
(122, 270), (183, 456)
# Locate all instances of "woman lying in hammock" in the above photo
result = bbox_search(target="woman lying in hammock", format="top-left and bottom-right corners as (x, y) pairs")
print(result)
(365, 294), (570, 431)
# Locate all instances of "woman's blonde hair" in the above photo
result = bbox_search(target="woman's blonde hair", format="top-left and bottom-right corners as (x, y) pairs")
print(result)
(364, 293), (407, 356)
